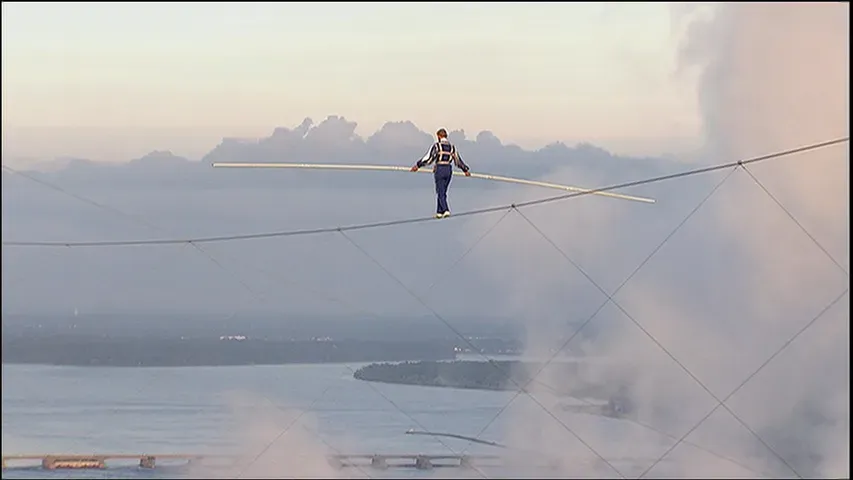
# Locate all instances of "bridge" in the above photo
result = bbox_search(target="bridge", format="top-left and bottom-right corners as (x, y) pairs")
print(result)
(0, 453), (542, 471)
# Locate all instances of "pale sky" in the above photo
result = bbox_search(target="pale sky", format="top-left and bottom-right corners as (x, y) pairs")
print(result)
(1, 2), (702, 161)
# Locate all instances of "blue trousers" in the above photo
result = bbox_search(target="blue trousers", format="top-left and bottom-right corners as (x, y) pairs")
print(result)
(434, 164), (453, 214)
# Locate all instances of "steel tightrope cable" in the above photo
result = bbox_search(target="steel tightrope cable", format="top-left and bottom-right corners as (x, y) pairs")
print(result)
(3, 137), (847, 248)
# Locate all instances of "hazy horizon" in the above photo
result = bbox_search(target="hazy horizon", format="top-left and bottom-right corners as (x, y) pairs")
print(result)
(0, 123), (703, 168)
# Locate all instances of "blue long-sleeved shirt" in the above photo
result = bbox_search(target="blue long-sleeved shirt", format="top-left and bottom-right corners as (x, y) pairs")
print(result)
(415, 138), (469, 172)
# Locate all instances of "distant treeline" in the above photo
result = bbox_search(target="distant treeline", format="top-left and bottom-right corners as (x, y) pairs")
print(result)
(353, 360), (624, 400)
(0, 313), (525, 344)
(0, 337), (460, 367)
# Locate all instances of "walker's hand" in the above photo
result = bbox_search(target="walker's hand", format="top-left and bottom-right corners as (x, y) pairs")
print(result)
(464, 171), (471, 177)
(411, 166), (419, 172)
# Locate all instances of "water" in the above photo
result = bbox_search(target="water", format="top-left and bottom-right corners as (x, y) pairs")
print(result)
(1, 362), (673, 479)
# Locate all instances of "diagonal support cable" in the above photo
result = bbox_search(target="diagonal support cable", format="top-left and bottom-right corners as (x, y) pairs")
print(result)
(0, 167), (275, 426)
(511, 167), (806, 479)
(464, 166), (741, 456)
(740, 164), (848, 277)
(0, 164), (172, 236)
(374, 206), (563, 395)
(188, 220), (502, 478)
(423, 208), (514, 294)
(188, 240), (268, 304)
(0, 162), (385, 479)
(294, 423), (373, 479)
(336, 361), (491, 479)
(637, 288), (849, 478)
(1, 163), (268, 304)
(337, 227), (626, 479)
(202, 233), (496, 478)
(624, 417), (773, 478)
(515, 202), (795, 479)
(187, 244), (492, 477)
(234, 386), (345, 479)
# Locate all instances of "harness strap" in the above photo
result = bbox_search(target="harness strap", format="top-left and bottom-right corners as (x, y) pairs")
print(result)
(436, 140), (454, 165)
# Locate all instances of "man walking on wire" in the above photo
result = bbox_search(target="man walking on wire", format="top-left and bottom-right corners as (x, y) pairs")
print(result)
(411, 128), (471, 218)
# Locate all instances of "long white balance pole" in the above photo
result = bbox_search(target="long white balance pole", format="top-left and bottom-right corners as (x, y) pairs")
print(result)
(211, 162), (656, 204)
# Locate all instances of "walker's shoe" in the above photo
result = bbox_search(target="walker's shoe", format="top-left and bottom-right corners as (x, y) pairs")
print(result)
(435, 213), (443, 219)
(442, 211), (451, 218)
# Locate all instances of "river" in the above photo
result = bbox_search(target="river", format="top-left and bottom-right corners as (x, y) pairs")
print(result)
(1, 361), (680, 479)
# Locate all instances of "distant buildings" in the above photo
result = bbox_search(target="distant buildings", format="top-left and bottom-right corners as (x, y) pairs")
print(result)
(218, 335), (247, 341)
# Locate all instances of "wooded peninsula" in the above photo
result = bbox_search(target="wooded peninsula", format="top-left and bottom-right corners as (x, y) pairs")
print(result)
(353, 359), (627, 401)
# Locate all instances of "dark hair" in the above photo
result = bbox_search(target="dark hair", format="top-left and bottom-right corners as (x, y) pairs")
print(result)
(436, 128), (448, 138)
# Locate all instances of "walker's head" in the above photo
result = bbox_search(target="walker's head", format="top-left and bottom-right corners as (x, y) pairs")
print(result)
(436, 128), (448, 139)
